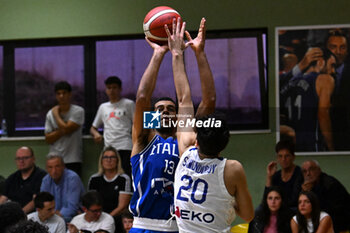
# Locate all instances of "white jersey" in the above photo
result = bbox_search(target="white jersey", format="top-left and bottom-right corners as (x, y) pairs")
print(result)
(174, 147), (236, 233)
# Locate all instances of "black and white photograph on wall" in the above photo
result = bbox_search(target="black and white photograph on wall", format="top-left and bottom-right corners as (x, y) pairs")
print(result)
(276, 24), (350, 154)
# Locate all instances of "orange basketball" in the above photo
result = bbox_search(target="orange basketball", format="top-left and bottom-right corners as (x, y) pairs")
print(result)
(143, 6), (182, 45)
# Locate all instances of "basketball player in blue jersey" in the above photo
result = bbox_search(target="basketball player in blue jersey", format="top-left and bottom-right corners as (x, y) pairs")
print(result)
(165, 18), (254, 233)
(129, 18), (215, 233)
(280, 48), (336, 151)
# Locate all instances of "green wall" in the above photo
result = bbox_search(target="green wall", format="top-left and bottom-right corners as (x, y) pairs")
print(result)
(0, 0), (349, 224)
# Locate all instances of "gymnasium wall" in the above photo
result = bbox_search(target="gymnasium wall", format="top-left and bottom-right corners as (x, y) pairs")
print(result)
(0, 0), (349, 224)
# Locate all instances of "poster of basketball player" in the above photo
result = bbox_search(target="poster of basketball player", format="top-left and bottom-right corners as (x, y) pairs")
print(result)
(276, 24), (350, 153)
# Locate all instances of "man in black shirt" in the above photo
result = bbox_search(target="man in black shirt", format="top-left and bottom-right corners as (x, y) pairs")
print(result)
(302, 160), (350, 233)
(0, 146), (46, 214)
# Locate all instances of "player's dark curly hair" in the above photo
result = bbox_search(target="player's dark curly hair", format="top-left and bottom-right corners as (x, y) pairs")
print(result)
(195, 112), (230, 157)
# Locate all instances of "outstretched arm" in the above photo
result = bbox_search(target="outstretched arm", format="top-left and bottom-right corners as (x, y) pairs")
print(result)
(166, 18), (196, 156)
(185, 18), (216, 117)
(131, 39), (168, 157)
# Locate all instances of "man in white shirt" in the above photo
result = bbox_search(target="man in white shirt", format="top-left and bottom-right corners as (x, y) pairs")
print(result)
(45, 81), (84, 176)
(28, 192), (66, 233)
(90, 76), (135, 177)
(68, 191), (115, 233)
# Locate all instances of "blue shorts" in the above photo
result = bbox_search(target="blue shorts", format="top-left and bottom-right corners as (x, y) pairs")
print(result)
(129, 228), (178, 233)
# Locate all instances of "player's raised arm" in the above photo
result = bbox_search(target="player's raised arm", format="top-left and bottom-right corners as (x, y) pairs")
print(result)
(185, 18), (216, 117)
(131, 39), (168, 157)
(166, 18), (196, 156)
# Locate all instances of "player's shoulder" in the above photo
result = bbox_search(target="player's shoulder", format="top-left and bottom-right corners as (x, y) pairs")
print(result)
(317, 74), (335, 84)
(224, 159), (244, 177)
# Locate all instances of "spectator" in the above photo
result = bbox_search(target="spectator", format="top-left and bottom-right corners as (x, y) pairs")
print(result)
(88, 146), (132, 233)
(0, 146), (46, 213)
(249, 186), (293, 233)
(291, 191), (334, 233)
(45, 81), (84, 176)
(40, 155), (85, 222)
(121, 211), (133, 233)
(265, 140), (303, 210)
(9, 220), (49, 233)
(0, 201), (27, 233)
(90, 76), (135, 177)
(301, 160), (350, 232)
(27, 192), (65, 233)
(67, 191), (115, 233)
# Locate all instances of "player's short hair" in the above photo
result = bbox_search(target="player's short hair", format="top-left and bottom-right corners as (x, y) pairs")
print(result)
(54, 81), (72, 93)
(309, 48), (336, 68)
(154, 97), (176, 106)
(82, 191), (103, 209)
(34, 192), (54, 209)
(153, 97), (177, 112)
(105, 76), (122, 88)
(195, 112), (230, 157)
(275, 140), (295, 155)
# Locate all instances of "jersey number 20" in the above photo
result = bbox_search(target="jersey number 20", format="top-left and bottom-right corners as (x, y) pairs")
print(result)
(176, 175), (208, 204)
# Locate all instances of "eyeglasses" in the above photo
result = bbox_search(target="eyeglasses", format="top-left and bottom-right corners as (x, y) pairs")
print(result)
(15, 155), (33, 161)
(102, 155), (117, 160)
(88, 208), (102, 213)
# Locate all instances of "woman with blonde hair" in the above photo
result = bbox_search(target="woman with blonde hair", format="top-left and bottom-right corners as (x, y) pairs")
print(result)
(88, 146), (132, 233)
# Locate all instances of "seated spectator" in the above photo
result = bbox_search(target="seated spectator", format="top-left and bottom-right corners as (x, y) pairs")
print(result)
(0, 201), (27, 233)
(121, 211), (133, 233)
(90, 76), (135, 177)
(249, 186), (293, 233)
(67, 191), (115, 233)
(27, 192), (65, 233)
(265, 140), (303, 210)
(291, 191), (334, 233)
(8, 220), (49, 233)
(301, 160), (350, 232)
(88, 147), (132, 233)
(40, 155), (85, 222)
(0, 146), (47, 214)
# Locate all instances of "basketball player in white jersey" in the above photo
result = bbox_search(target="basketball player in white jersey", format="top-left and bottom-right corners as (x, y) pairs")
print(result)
(165, 18), (254, 232)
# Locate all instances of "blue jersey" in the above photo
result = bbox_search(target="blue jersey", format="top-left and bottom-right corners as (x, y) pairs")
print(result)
(280, 72), (326, 151)
(130, 135), (179, 232)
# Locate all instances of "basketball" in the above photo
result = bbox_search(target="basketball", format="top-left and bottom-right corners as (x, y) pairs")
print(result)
(143, 6), (182, 45)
